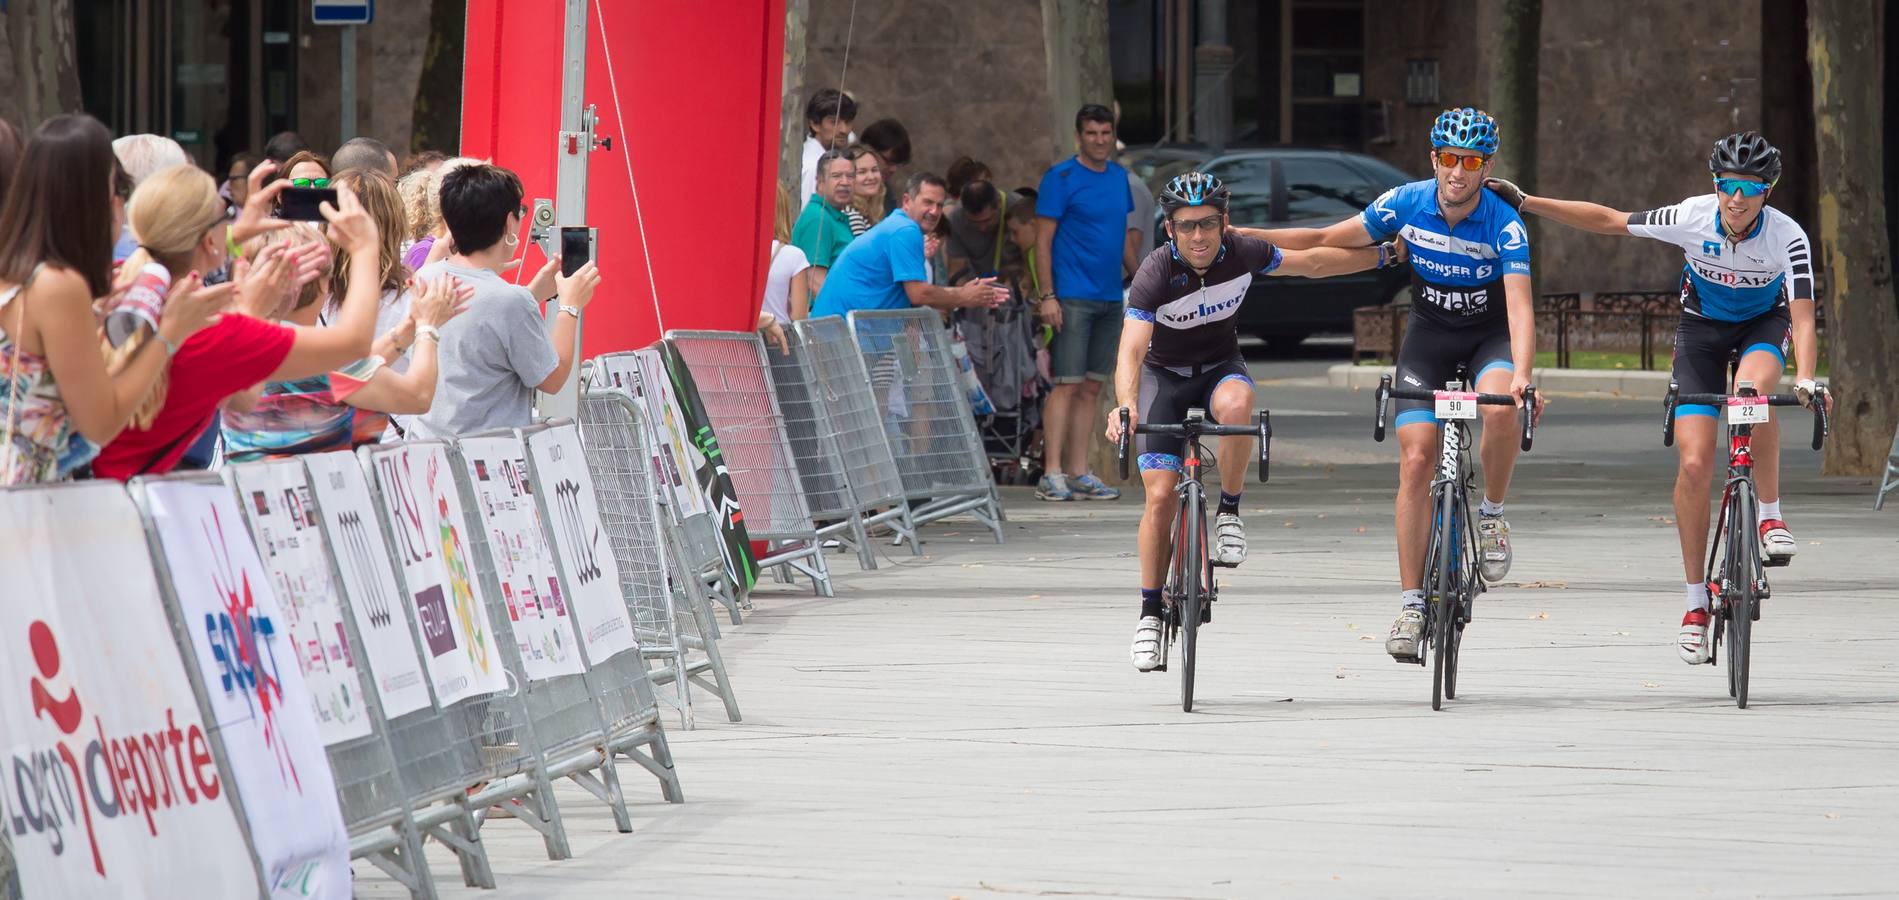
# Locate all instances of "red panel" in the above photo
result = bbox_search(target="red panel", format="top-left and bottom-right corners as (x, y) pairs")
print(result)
(461, 0), (784, 355)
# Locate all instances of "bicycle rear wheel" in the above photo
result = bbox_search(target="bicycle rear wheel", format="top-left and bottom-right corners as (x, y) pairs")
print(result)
(1179, 486), (1206, 713)
(1431, 485), (1459, 711)
(1727, 482), (1758, 708)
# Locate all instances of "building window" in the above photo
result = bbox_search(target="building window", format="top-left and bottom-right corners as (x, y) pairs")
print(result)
(1406, 59), (1440, 106)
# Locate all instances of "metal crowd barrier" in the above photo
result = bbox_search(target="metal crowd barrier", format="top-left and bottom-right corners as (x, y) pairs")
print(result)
(796, 316), (922, 557)
(579, 389), (742, 728)
(665, 329), (835, 596)
(765, 334), (875, 568)
(227, 459), (439, 899)
(519, 421), (682, 800)
(846, 309), (1006, 542)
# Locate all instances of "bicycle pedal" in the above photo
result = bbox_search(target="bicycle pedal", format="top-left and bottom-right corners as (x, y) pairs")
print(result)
(1761, 555), (1791, 569)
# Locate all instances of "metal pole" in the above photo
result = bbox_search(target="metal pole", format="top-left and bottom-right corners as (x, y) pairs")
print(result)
(340, 24), (358, 140)
(541, 0), (592, 421)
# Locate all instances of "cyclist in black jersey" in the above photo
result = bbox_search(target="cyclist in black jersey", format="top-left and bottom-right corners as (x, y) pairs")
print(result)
(1107, 172), (1401, 671)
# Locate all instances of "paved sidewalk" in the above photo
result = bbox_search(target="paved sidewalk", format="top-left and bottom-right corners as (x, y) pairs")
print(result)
(359, 389), (1896, 899)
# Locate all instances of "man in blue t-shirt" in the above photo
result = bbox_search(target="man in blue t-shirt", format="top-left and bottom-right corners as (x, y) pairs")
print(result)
(810, 172), (1008, 318)
(1247, 107), (1540, 662)
(1032, 104), (1140, 503)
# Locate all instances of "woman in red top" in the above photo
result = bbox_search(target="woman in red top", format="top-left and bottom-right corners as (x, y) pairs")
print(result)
(93, 173), (387, 479)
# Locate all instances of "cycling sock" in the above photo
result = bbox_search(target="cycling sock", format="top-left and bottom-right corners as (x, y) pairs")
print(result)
(1478, 497), (1505, 518)
(1686, 581), (1710, 612)
(1401, 588), (1427, 610)
(1140, 588), (1164, 619)
(1217, 491), (1241, 515)
(1757, 499), (1782, 522)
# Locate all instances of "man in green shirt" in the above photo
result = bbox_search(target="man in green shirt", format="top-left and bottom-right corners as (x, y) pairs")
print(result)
(791, 149), (858, 296)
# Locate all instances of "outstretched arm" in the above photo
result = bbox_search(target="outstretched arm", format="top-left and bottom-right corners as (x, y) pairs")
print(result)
(1232, 215), (1377, 251)
(1270, 242), (1396, 278)
(1487, 177), (1632, 236)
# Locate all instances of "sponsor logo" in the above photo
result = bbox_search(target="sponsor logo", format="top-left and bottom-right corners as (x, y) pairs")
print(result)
(1499, 220), (1528, 251)
(1372, 189), (1399, 226)
(1157, 293), (1244, 326)
(7, 623), (223, 878)
(1420, 284), (1491, 313)
(1690, 261), (1778, 288)
(1412, 255), (1477, 279)
(1475, 264), (1494, 280)
(1701, 240), (1722, 257)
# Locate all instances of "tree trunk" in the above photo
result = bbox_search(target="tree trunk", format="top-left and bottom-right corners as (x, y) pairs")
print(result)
(1486, 0), (1541, 284)
(1808, 0), (1899, 475)
(1039, 0), (1112, 164)
(411, 0), (468, 154)
(0, 0), (83, 129)
(777, 0), (809, 198)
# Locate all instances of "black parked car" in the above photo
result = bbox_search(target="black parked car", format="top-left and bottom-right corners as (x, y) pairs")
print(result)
(1128, 146), (1416, 350)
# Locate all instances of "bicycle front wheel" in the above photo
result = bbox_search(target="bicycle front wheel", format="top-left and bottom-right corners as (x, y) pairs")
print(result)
(1728, 481), (1758, 709)
(1431, 484), (1460, 711)
(1179, 486), (1206, 713)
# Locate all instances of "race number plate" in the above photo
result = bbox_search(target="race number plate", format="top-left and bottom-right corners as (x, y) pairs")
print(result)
(1725, 395), (1771, 425)
(1434, 391), (1479, 420)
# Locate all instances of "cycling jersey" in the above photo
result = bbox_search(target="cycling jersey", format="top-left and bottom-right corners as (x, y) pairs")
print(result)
(1362, 180), (1532, 328)
(1124, 233), (1283, 368)
(1626, 194), (1814, 322)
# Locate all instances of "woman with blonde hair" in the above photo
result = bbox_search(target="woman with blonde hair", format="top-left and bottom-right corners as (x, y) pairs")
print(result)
(0, 116), (228, 484)
(844, 144), (886, 236)
(761, 182), (813, 334)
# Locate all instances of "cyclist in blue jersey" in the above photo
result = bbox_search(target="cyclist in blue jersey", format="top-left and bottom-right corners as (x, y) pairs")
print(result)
(1241, 108), (1538, 661)
(1484, 131), (1833, 664)
(1109, 172), (1399, 671)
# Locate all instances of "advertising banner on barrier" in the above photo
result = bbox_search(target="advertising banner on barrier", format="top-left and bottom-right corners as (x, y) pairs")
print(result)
(367, 444), (511, 706)
(302, 452), (432, 718)
(0, 483), (256, 899)
(458, 435), (586, 681)
(141, 480), (351, 898)
(660, 339), (761, 593)
(591, 351), (706, 518)
(230, 462), (374, 746)
(526, 423), (639, 663)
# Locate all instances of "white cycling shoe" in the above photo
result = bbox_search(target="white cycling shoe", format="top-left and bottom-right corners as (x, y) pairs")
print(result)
(1131, 616), (1163, 671)
(1477, 516), (1512, 583)
(1386, 607), (1426, 660)
(1213, 513), (1246, 567)
(1678, 608), (1712, 664)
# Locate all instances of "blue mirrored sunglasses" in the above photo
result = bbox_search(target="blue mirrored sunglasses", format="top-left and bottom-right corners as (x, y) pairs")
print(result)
(1714, 177), (1770, 198)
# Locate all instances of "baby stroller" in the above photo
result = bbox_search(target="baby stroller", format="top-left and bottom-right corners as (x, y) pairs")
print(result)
(953, 285), (1048, 485)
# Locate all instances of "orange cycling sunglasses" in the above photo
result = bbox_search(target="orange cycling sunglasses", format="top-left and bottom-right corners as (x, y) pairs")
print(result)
(1433, 150), (1489, 171)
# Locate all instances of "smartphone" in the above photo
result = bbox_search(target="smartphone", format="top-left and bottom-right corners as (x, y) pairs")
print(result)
(560, 226), (596, 276)
(276, 186), (338, 222)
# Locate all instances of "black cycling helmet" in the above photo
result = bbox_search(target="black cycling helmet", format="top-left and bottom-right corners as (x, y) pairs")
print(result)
(1159, 171), (1229, 215)
(1708, 131), (1782, 183)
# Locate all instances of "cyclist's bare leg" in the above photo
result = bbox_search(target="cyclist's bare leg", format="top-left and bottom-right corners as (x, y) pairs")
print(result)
(1139, 467), (1182, 590)
(1672, 414), (1719, 584)
(1210, 378), (1256, 498)
(1474, 366), (1522, 505)
(1394, 421), (1439, 591)
(1733, 350), (1784, 503)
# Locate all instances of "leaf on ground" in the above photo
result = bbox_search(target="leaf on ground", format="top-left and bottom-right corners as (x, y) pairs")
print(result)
(1533, 611), (1549, 619)
(1824, 812), (1841, 820)
(1513, 580), (1568, 589)
(1356, 526), (1368, 533)
(1614, 630), (1631, 636)
(960, 563), (984, 568)
(1283, 521), (1297, 528)
(1358, 634), (1376, 640)
(1027, 594), (1042, 600)
(1346, 622), (1358, 630)
(1316, 512), (1327, 519)
(1642, 681), (1661, 688)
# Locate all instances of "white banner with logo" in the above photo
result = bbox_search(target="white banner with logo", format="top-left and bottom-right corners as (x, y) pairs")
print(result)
(591, 351), (707, 517)
(230, 461), (374, 746)
(525, 423), (638, 663)
(140, 479), (351, 899)
(366, 443), (510, 706)
(457, 435), (585, 681)
(0, 482), (256, 899)
(301, 451), (433, 718)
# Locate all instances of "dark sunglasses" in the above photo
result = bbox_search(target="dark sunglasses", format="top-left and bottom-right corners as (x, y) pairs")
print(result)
(1169, 215), (1223, 235)
(292, 177), (330, 189)
(1714, 177), (1771, 198)
(1432, 150), (1489, 172)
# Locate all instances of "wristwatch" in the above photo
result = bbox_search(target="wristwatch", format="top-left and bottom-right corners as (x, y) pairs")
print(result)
(415, 325), (442, 344)
(558, 304), (582, 318)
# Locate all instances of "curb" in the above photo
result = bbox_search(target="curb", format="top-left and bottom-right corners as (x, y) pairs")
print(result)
(1326, 364), (1677, 399)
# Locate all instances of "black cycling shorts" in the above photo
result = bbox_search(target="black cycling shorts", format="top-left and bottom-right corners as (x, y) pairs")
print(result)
(1672, 305), (1791, 419)
(1135, 355), (1253, 473)
(1392, 313), (1513, 428)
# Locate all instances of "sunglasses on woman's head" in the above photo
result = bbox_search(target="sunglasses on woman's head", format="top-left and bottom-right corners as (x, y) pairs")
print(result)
(292, 177), (330, 189)
(1432, 151), (1489, 171)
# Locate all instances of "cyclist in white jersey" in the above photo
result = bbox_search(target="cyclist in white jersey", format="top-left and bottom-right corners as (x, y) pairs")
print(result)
(1485, 131), (1833, 664)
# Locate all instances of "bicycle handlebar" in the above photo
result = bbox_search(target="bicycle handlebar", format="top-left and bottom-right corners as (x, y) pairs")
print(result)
(1371, 374), (1537, 452)
(1115, 407), (1272, 483)
(1662, 383), (1829, 451)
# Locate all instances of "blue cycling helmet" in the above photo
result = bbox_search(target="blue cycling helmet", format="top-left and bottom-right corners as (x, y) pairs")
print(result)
(1159, 171), (1229, 215)
(1430, 107), (1499, 155)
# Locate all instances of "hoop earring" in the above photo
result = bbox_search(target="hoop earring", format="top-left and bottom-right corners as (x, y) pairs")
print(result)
(503, 233), (519, 249)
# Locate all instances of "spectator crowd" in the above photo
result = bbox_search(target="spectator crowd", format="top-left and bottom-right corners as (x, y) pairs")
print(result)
(783, 89), (1153, 501)
(0, 116), (597, 486)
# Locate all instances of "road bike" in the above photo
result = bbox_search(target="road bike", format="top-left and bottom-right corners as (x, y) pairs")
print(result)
(1374, 370), (1537, 710)
(1663, 377), (1827, 708)
(1116, 407), (1271, 712)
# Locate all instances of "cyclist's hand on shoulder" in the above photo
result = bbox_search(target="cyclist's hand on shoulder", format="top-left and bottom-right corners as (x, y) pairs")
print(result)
(1106, 405), (1135, 443)
(1484, 177), (1527, 211)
